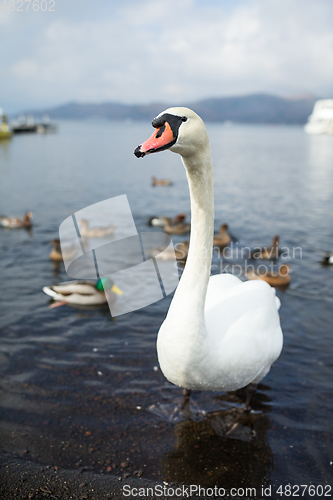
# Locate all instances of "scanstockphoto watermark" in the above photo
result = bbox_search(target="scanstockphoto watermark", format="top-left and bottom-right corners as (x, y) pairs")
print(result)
(122, 484), (332, 498)
(122, 484), (261, 498)
(0, 0), (55, 11)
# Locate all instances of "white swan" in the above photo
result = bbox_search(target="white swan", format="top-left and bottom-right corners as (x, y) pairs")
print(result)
(134, 108), (283, 394)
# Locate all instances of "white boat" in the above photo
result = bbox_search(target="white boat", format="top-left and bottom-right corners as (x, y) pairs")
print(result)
(304, 99), (333, 135)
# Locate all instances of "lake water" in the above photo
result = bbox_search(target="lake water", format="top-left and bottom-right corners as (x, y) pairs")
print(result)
(0, 119), (333, 495)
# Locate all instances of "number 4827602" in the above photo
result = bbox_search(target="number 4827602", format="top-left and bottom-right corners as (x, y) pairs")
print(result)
(0, 0), (55, 11)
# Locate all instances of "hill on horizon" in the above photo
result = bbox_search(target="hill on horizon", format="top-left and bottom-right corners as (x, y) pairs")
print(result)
(18, 93), (317, 125)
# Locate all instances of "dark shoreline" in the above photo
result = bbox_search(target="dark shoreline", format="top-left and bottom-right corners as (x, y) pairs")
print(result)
(0, 449), (158, 500)
(0, 449), (249, 500)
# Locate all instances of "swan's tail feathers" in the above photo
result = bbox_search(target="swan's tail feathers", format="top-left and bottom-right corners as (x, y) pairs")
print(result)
(43, 286), (58, 298)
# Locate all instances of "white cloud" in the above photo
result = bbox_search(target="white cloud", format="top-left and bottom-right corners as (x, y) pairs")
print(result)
(12, 59), (39, 79)
(2, 0), (333, 113)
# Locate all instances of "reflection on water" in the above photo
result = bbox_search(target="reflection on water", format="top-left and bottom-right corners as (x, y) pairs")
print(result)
(0, 138), (12, 159)
(0, 121), (333, 487)
(158, 385), (274, 487)
(308, 134), (333, 171)
(163, 410), (272, 489)
(307, 134), (333, 202)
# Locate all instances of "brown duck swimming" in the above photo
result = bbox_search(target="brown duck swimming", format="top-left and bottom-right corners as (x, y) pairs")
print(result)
(151, 176), (173, 186)
(213, 223), (231, 248)
(0, 211), (33, 229)
(246, 263), (291, 287)
(251, 235), (280, 260)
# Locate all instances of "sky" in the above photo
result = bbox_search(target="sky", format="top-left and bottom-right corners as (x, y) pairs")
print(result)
(1, 0), (333, 113)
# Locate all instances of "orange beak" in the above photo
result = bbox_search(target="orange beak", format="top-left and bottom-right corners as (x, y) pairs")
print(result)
(134, 122), (175, 157)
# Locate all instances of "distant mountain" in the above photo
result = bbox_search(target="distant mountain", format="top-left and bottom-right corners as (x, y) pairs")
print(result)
(188, 94), (316, 124)
(23, 93), (316, 124)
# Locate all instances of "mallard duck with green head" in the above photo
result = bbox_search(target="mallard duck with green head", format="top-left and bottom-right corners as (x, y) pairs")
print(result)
(43, 278), (122, 306)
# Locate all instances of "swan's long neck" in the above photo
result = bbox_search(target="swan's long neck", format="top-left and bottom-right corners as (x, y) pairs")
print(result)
(169, 147), (214, 319)
(156, 125), (215, 388)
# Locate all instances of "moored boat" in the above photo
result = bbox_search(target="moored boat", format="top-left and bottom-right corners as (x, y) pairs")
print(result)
(304, 99), (333, 135)
(0, 108), (13, 140)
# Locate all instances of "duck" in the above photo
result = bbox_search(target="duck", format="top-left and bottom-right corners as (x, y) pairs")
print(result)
(49, 239), (63, 261)
(49, 238), (77, 262)
(213, 223), (231, 248)
(250, 235), (280, 260)
(134, 107), (283, 408)
(152, 176), (173, 186)
(0, 211), (33, 229)
(148, 216), (167, 227)
(80, 219), (115, 238)
(322, 253), (333, 265)
(246, 263), (291, 287)
(174, 240), (189, 263)
(163, 214), (191, 235)
(43, 278), (123, 306)
(148, 213), (188, 227)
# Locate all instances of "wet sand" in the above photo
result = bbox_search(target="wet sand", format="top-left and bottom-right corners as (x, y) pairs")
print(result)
(0, 449), (160, 500)
(0, 449), (249, 500)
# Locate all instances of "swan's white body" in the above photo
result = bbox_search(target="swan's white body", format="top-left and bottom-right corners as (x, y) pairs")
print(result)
(158, 273), (282, 391)
(137, 107), (283, 392)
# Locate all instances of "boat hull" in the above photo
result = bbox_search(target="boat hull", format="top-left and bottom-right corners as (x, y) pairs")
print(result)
(0, 131), (13, 140)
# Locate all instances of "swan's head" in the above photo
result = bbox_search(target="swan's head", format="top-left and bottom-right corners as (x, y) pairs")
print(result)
(134, 107), (209, 159)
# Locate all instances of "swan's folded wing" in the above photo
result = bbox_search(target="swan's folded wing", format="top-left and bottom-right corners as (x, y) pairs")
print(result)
(204, 276), (283, 388)
(205, 273), (243, 311)
(205, 276), (280, 341)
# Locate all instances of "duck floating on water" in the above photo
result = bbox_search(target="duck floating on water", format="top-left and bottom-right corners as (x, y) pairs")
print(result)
(246, 263), (291, 287)
(80, 219), (115, 238)
(0, 211), (33, 229)
(213, 223), (231, 248)
(49, 239), (63, 262)
(151, 176), (173, 186)
(148, 213), (188, 227)
(163, 214), (191, 235)
(250, 235), (280, 260)
(43, 278), (123, 306)
(49, 238), (77, 262)
(148, 216), (166, 227)
(322, 253), (333, 265)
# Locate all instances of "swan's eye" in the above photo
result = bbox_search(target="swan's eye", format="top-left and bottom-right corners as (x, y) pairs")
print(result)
(181, 116), (188, 122)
